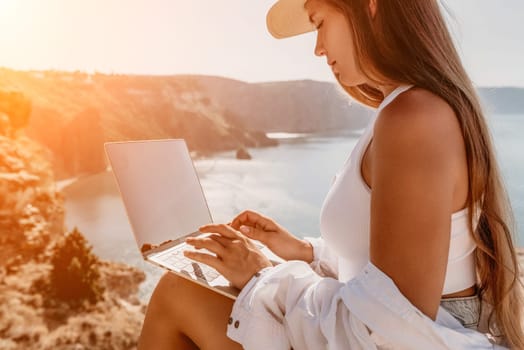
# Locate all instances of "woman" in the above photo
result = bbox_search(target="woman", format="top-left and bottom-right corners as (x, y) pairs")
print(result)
(138, 0), (524, 348)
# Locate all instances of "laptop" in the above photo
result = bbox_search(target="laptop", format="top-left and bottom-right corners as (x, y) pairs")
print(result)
(104, 139), (284, 300)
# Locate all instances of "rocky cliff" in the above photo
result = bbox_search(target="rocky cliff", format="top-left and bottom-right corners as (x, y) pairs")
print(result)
(0, 69), (280, 179)
(0, 69), (373, 179)
(0, 112), (146, 350)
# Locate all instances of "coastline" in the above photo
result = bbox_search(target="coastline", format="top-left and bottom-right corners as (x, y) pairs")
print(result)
(56, 129), (524, 304)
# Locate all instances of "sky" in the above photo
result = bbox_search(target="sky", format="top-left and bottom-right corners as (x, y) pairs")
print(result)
(0, 0), (523, 86)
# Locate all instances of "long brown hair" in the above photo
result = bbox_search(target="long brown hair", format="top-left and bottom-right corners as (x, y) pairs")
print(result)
(323, 0), (524, 347)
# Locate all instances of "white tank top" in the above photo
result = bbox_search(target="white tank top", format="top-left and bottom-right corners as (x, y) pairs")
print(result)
(319, 85), (478, 295)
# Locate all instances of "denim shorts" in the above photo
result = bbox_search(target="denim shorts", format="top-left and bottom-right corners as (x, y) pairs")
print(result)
(439, 294), (481, 329)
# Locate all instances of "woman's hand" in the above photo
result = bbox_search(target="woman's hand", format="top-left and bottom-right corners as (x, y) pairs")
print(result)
(183, 223), (273, 290)
(229, 209), (314, 263)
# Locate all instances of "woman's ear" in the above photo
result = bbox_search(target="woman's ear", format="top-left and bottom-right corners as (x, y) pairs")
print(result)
(369, 0), (377, 18)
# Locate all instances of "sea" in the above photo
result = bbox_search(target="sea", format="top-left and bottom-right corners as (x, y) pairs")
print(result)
(59, 113), (524, 301)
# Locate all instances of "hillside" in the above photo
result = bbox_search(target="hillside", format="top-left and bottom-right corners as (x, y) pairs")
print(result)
(0, 112), (146, 350)
(0, 69), (280, 179)
(193, 75), (373, 132)
(478, 87), (524, 115)
(0, 68), (522, 180)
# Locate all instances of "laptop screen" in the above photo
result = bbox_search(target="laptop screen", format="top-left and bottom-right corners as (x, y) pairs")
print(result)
(105, 139), (212, 255)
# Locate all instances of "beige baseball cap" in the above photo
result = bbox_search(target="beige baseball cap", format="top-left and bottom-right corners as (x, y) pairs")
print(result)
(266, 0), (317, 39)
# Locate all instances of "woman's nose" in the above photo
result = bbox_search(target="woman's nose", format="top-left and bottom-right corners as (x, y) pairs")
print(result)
(314, 38), (326, 57)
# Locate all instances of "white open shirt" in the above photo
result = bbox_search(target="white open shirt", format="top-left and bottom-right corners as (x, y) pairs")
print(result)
(226, 237), (507, 350)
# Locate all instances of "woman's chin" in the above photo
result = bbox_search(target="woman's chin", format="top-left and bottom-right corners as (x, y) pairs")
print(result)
(336, 74), (362, 88)
(334, 72), (347, 84)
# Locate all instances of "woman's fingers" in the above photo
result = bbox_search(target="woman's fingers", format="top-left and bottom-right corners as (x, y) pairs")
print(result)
(199, 223), (242, 239)
(183, 250), (222, 272)
(230, 210), (274, 231)
(238, 224), (267, 242)
(184, 225), (273, 289)
(185, 235), (226, 257)
(208, 233), (233, 247)
(230, 210), (257, 229)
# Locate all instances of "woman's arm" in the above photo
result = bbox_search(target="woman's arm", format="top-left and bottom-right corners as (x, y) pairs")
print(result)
(370, 88), (466, 320)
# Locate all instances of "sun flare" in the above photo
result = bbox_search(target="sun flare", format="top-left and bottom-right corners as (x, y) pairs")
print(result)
(0, 0), (26, 34)
(0, 0), (18, 17)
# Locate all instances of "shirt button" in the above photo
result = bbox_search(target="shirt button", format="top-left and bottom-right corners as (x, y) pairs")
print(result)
(234, 320), (240, 329)
(228, 317), (233, 325)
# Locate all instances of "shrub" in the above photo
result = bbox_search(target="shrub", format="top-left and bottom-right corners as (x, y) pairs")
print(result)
(48, 227), (104, 306)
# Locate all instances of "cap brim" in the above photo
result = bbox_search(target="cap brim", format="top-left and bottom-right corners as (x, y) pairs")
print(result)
(266, 0), (316, 39)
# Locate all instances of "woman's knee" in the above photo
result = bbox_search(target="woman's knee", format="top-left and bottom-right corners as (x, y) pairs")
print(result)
(156, 271), (184, 293)
(146, 272), (241, 349)
(148, 272), (191, 314)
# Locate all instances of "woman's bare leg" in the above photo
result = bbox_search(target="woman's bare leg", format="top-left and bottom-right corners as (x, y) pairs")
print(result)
(138, 272), (243, 350)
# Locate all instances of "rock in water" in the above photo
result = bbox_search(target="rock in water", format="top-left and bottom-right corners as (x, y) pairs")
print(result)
(236, 147), (252, 160)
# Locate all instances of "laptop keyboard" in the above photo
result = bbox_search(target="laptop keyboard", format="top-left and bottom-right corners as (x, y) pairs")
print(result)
(153, 243), (221, 282)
